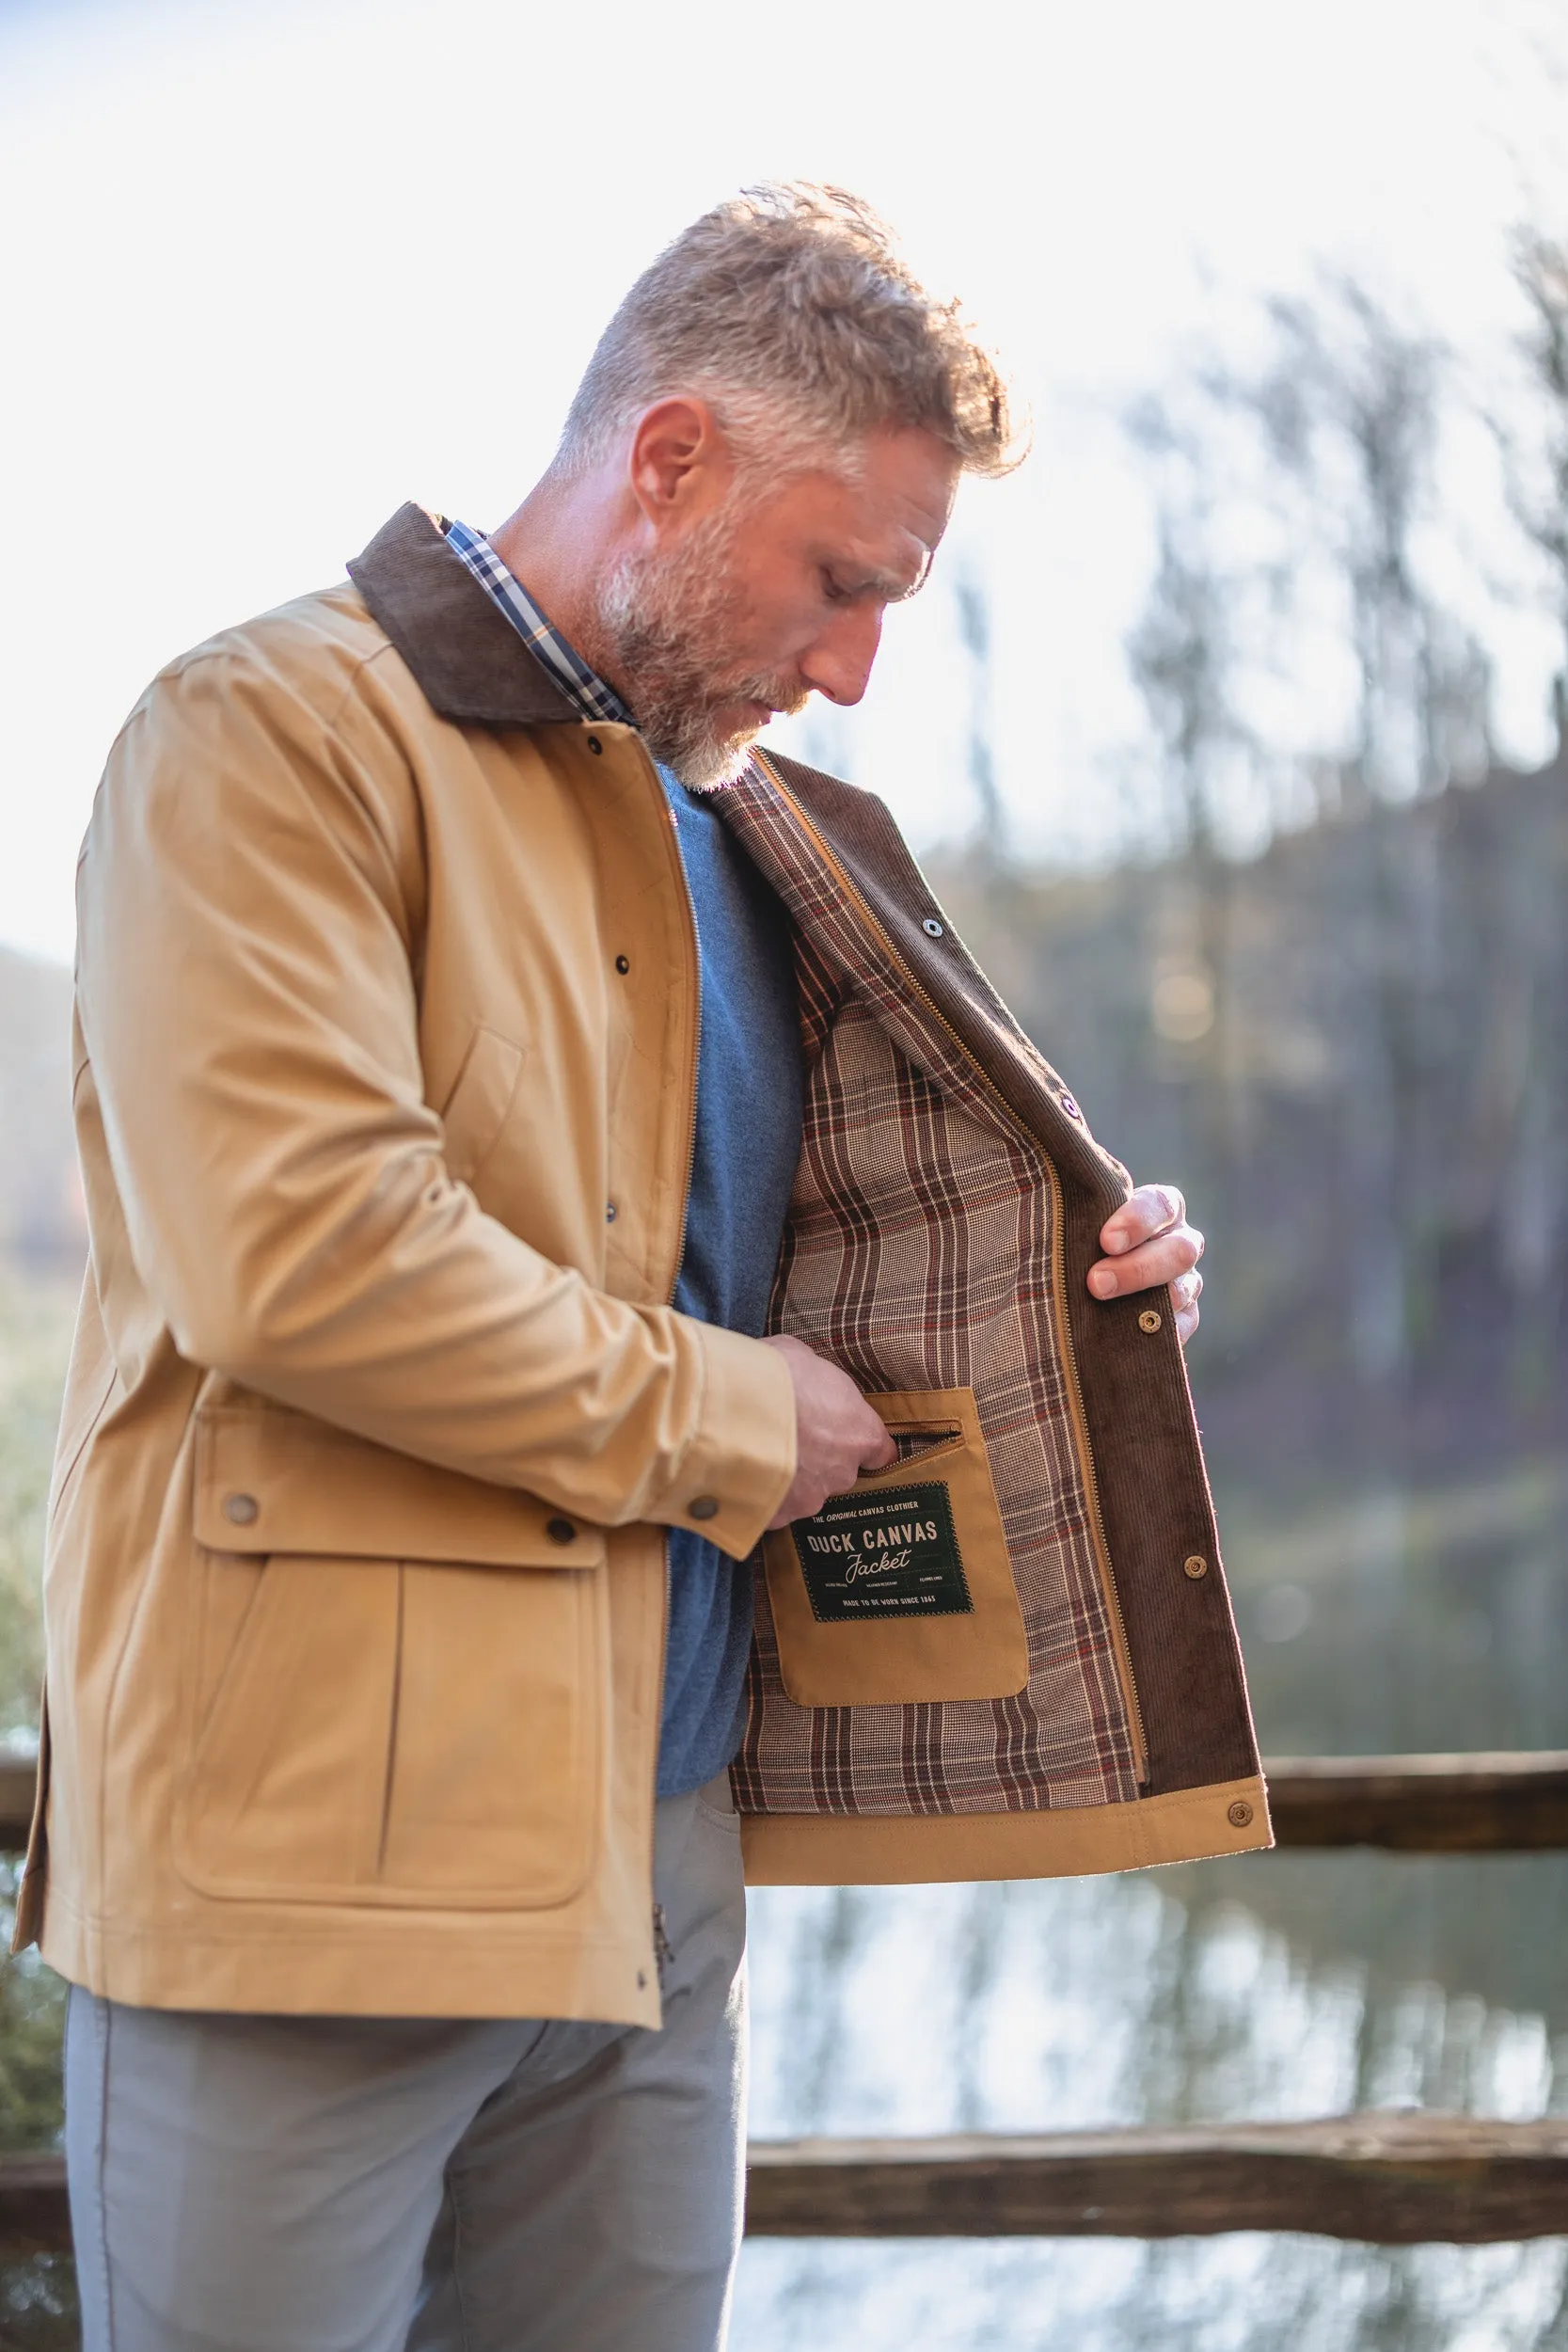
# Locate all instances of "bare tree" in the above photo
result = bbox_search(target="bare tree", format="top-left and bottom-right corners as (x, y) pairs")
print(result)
(1502, 232), (1568, 742)
(953, 569), (1006, 858)
(1126, 500), (1242, 861)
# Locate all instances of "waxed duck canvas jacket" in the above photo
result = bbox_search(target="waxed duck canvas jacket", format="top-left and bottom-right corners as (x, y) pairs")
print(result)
(15, 504), (1269, 2026)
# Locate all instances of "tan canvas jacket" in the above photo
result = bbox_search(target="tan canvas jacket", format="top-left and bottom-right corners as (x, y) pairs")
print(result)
(15, 504), (1269, 2026)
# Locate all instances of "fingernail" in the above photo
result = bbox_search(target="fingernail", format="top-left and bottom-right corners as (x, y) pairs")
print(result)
(1088, 1268), (1117, 1298)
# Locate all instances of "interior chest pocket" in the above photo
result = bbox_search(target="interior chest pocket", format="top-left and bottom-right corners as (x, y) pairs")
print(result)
(762, 1385), (1028, 1708)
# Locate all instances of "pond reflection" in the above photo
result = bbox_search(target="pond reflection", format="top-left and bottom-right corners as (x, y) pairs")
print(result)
(738, 1864), (1568, 2351)
(736, 1454), (1568, 2349)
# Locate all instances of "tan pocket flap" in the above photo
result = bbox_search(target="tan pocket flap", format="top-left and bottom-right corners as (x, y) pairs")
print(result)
(193, 1404), (607, 1568)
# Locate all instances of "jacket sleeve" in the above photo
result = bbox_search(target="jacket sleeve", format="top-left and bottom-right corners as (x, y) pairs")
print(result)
(75, 644), (797, 1560)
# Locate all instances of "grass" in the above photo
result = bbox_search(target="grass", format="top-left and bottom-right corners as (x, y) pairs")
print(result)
(0, 1276), (77, 2342)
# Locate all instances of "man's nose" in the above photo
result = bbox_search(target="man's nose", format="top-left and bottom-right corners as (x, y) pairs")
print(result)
(800, 606), (883, 707)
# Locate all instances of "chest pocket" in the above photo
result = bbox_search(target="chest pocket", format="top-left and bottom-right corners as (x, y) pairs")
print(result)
(439, 1025), (528, 1187)
(762, 1386), (1028, 1708)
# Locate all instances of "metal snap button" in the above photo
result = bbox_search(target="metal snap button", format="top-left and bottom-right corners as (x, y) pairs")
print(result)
(1061, 1094), (1081, 1119)
(1138, 1309), (1163, 1334)
(922, 916), (945, 938)
(1227, 1801), (1254, 1828)
(689, 1496), (720, 1521)
(587, 735), (603, 755)
(1182, 1554), (1209, 1580)
(615, 955), (630, 974)
(223, 1493), (260, 1527)
(546, 1516), (577, 1545)
(606, 1202), (617, 1222)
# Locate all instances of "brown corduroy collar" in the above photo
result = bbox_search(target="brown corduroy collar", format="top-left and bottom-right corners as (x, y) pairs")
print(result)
(347, 504), (581, 730)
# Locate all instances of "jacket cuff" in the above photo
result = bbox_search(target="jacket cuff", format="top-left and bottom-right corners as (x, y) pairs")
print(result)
(654, 1324), (798, 1561)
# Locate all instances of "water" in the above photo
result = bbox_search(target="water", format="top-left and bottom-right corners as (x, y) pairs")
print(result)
(732, 1454), (1568, 2348)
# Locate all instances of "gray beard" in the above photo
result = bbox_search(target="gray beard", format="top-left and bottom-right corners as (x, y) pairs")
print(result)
(592, 522), (800, 790)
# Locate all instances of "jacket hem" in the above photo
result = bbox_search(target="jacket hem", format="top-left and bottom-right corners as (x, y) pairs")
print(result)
(37, 1889), (663, 2027)
(737, 1775), (1273, 1884)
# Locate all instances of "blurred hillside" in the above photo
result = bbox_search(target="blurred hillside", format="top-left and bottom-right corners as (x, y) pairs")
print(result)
(931, 739), (1568, 1496)
(0, 948), (77, 1273)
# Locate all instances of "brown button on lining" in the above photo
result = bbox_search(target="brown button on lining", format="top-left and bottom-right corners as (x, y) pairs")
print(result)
(223, 1493), (259, 1527)
(1182, 1554), (1209, 1580)
(546, 1517), (577, 1545)
(1138, 1309), (1163, 1334)
(1227, 1801), (1254, 1828)
(689, 1496), (720, 1522)
(615, 955), (630, 975)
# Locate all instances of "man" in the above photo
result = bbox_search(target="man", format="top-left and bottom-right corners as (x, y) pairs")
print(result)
(19, 185), (1266, 2349)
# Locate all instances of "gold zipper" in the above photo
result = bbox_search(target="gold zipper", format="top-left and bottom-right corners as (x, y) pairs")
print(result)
(756, 755), (1149, 1784)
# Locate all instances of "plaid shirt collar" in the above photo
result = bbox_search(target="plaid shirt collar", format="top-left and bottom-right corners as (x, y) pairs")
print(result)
(442, 519), (634, 728)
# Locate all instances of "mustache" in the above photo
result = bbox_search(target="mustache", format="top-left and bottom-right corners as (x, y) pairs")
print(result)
(720, 675), (811, 721)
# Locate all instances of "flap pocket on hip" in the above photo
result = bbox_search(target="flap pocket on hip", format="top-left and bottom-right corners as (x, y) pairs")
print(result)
(762, 1386), (1028, 1708)
(175, 1551), (604, 1910)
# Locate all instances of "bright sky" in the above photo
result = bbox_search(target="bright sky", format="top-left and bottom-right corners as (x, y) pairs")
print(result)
(2, 0), (1565, 962)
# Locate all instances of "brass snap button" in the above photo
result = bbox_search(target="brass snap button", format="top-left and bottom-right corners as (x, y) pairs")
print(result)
(546, 1517), (577, 1545)
(689, 1496), (720, 1521)
(921, 916), (945, 939)
(1182, 1554), (1209, 1580)
(1138, 1309), (1163, 1334)
(1227, 1800), (1254, 1829)
(222, 1493), (260, 1527)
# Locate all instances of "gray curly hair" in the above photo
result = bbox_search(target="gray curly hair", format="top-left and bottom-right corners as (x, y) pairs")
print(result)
(556, 183), (1022, 483)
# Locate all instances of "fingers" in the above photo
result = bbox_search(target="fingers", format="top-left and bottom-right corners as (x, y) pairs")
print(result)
(764, 1338), (896, 1526)
(1168, 1267), (1203, 1317)
(1088, 1178), (1207, 1349)
(1087, 1222), (1203, 1300)
(861, 1419), (897, 1471)
(1099, 1182), (1186, 1258)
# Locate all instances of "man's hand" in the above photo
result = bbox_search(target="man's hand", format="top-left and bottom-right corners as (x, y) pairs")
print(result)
(1088, 1183), (1205, 1346)
(762, 1335), (897, 1527)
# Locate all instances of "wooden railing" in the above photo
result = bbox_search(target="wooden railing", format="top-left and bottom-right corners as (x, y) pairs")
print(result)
(4, 1752), (1567, 2249)
(747, 2115), (1568, 2243)
(3, 1752), (1563, 1855)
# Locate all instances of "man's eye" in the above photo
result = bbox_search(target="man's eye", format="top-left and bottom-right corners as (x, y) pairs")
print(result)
(821, 568), (850, 604)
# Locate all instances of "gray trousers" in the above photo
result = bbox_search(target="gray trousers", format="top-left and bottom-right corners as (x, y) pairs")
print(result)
(64, 1777), (748, 2352)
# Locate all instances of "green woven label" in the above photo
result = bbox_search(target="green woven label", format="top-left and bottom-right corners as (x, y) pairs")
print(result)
(791, 1481), (972, 1622)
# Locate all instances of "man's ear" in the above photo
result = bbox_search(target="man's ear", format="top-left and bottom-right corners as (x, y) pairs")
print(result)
(626, 396), (734, 528)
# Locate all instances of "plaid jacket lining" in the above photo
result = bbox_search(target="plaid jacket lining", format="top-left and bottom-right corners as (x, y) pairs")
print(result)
(724, 779), (1140, 1819)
